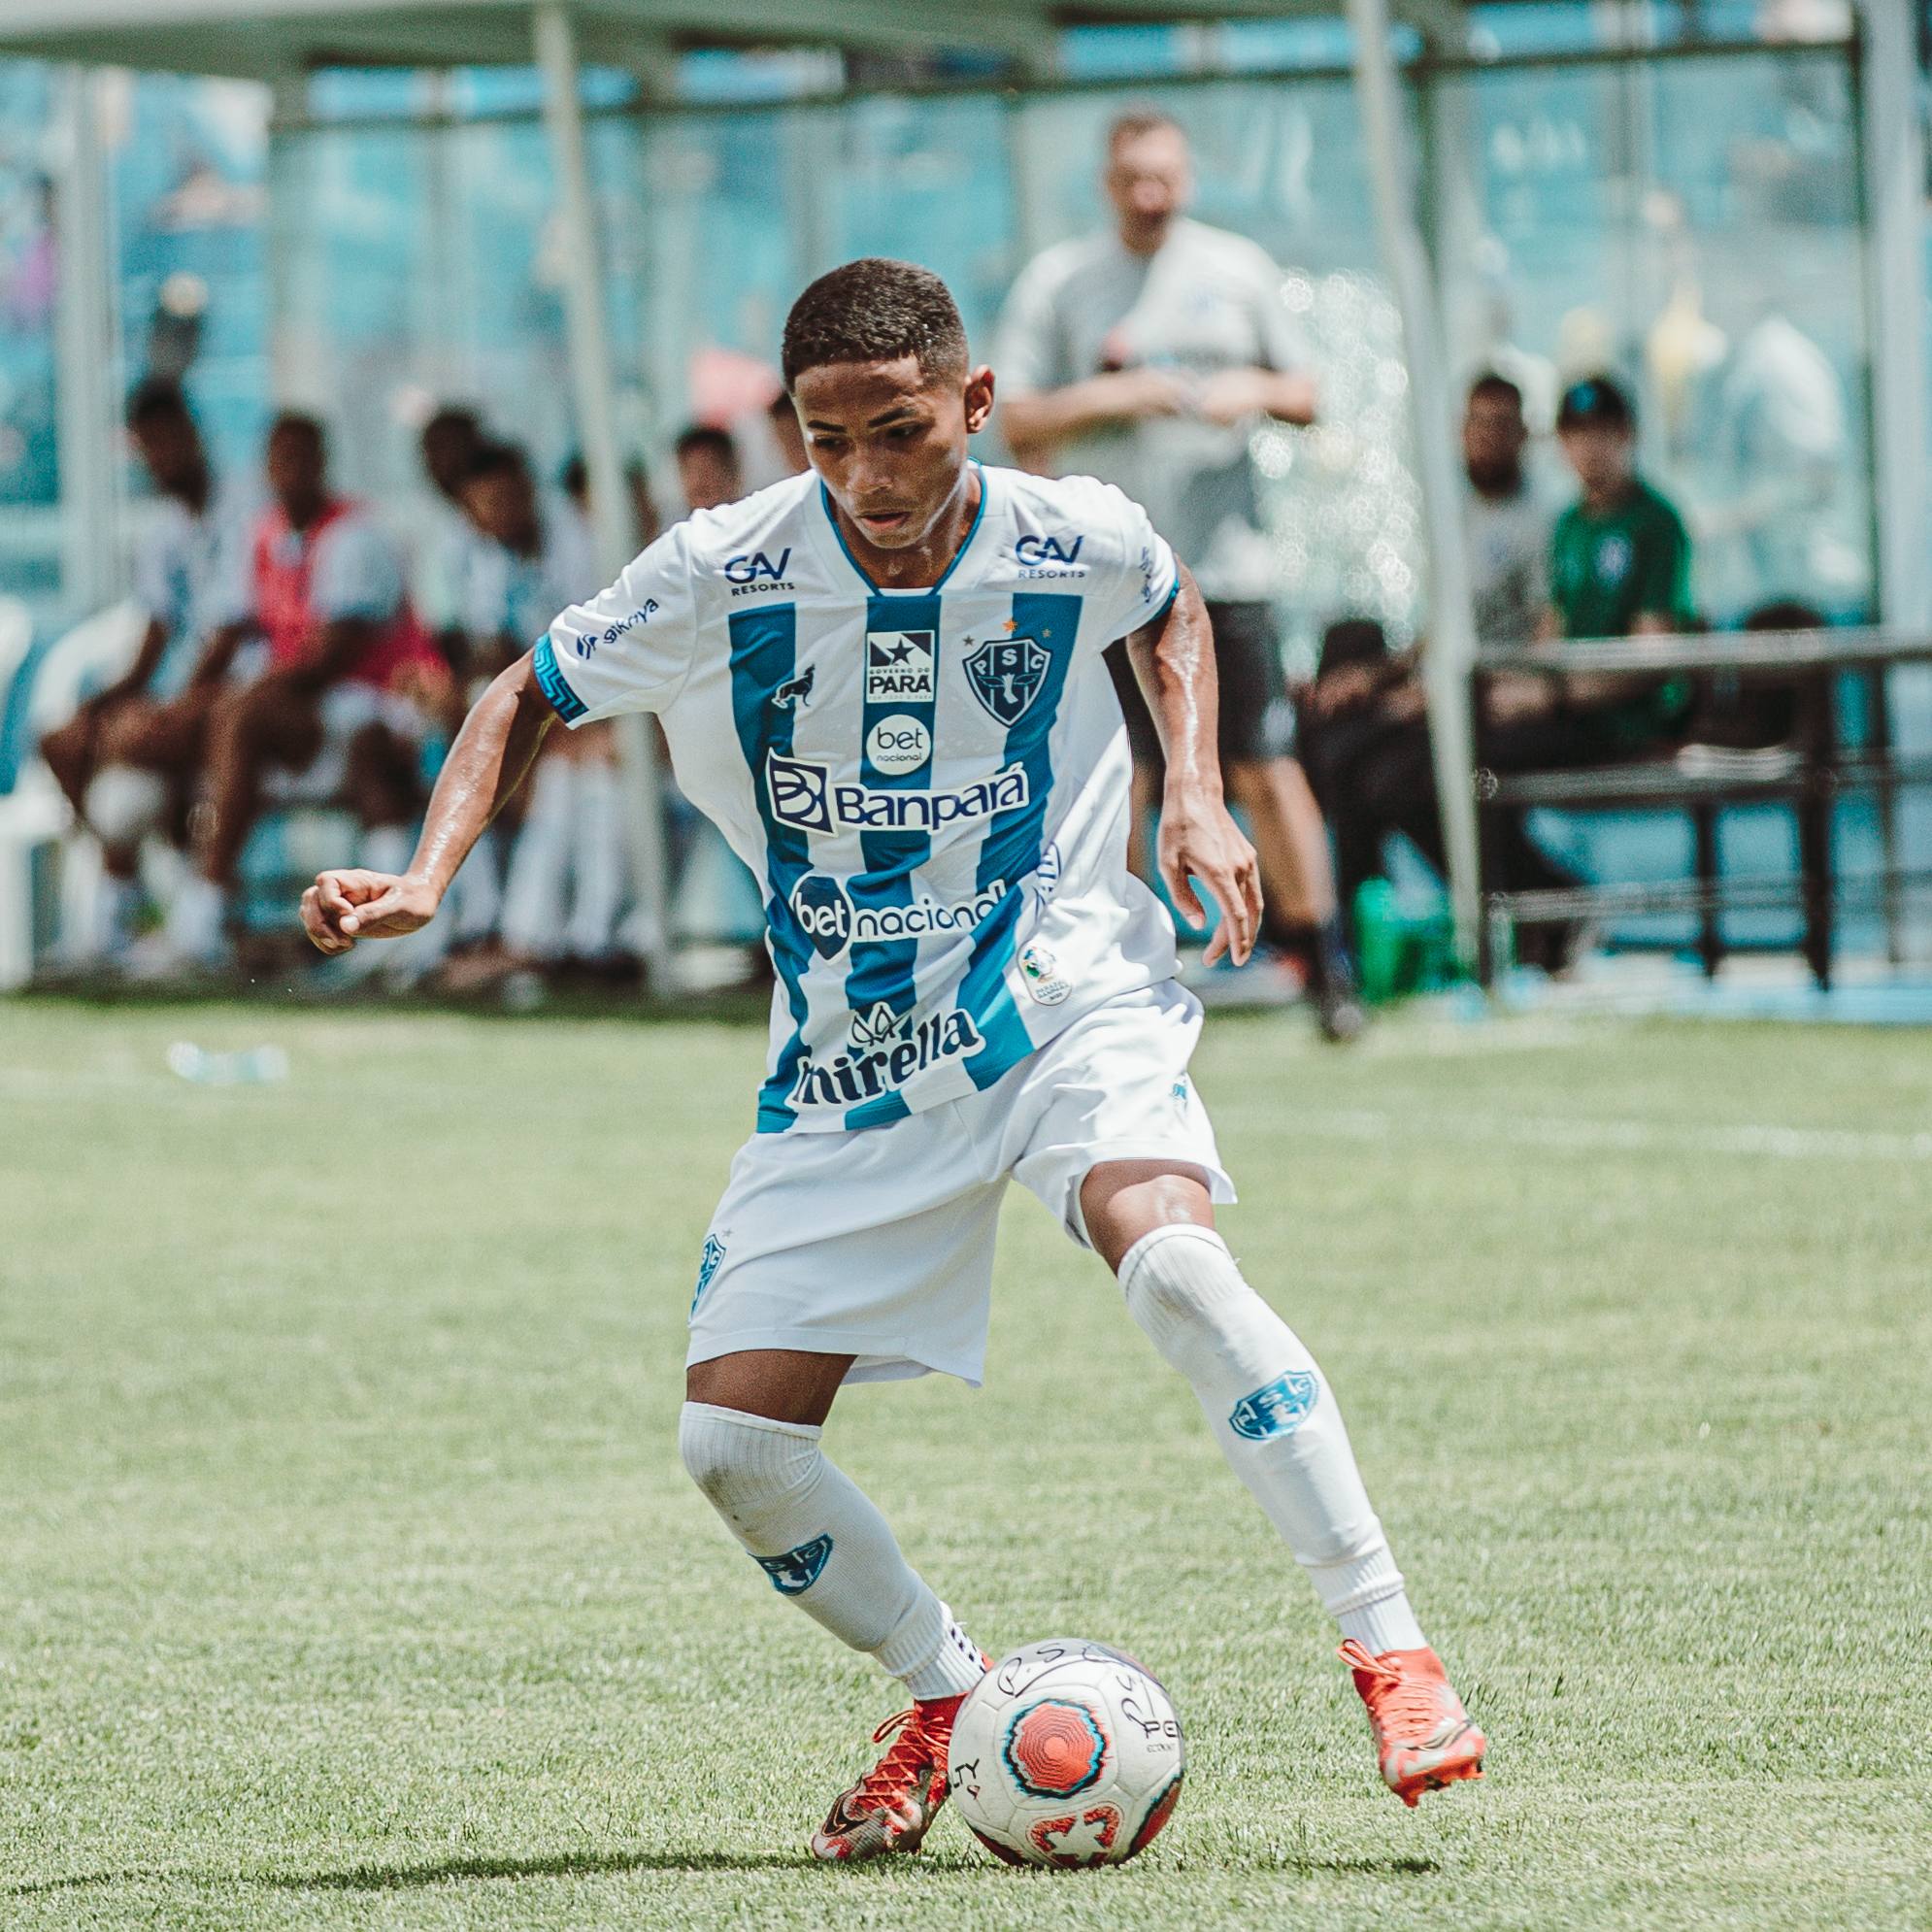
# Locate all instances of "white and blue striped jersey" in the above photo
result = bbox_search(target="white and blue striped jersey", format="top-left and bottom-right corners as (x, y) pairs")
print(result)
(534, 463), (1182, 1134)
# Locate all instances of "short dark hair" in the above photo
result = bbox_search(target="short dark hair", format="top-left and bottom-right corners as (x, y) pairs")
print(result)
(675, 424), (739, 466)
(1468, 371), (1524, 413)
(1556, 374), (1633, 433)
(782, 258), (969, 392)
(463, 440), (529, 485)
(1107, 107), (1183, 154)
(126, 376), (192, 432)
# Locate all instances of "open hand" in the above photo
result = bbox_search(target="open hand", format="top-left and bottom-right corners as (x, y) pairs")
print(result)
(1157, 785), (1262, 967)
(301, 868), (439, 954)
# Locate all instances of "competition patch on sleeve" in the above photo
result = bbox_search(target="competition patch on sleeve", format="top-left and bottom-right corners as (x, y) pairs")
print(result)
(532, 635), (587, 722)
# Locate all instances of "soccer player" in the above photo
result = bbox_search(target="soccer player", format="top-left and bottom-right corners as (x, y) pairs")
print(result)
(995, 110), (1362, 1041)
(301, 258), (1485, 1857)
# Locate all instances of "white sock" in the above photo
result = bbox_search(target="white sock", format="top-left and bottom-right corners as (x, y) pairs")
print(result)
(679, 1402), (985, 1699)
(165, 873), (227, 964)
(500, 756), (573, 957)
(1117, 1224), (1427, 1651)
(563, 758), (624, 959)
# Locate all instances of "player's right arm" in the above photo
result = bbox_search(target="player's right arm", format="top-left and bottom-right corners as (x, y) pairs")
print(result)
(301, 650), (553, 951)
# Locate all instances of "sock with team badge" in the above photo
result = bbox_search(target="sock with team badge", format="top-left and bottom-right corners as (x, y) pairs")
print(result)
(1116, 1223), (1425, 1650)
(679, 1402), (985, 1698)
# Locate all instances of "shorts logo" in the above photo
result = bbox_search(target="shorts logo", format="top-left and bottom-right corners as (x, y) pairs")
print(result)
(756, 1534), (832, 1595)
(767, 754), (833, 833)
(965, 635), (1050, 726)
(789, 1008), (984, 1109)
(772, 665), (815, 710)
(789, 874), (852, 958)
(867, 715), (931, 776)
(1228, 1370), (1319, 1441)
(866, 630), (935, 702)
(692, 1233), (726, 1313)
(1018, 941), (1071, 1006)
(767, 751), (1027, 836)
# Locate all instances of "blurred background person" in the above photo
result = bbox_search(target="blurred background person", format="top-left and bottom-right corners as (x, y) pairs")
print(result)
(767, 387), (809, 476)
(674, 423), (744, 514)
(413, 404), (486, 677)
(456, 440), (620, 982)
(995, 108), (1360, 1041)
(40, 378), (251, 962)
(157, 412), (438, 971)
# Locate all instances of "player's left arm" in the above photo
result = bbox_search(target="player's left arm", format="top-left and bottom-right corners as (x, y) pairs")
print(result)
(1124, 564), (1262, 967)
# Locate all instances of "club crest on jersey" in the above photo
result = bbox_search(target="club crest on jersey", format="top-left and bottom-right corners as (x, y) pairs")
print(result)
(965, 634), (1050, 726)
(1228, 1370), (1319, 1441)
(866, 630), (935, 702)
(788, 1008), (984, 1110)
(789, 874), (852, 958)
(756, 1534), (832, 1595)
(771, 664), (815, 710)
(692, 1233), (726, 1312)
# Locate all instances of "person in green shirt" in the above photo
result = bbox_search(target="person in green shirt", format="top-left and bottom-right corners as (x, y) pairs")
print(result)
(1523, 375), (1695, 750)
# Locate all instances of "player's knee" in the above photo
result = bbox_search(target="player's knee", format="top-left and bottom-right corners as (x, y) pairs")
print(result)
(1118, 1223), (1249, 1341)
(678, 1401), (819, 1530)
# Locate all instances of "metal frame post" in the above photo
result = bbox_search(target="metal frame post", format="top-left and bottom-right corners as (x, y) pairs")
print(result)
(535, 0), (671, 990)
(1346, 0), (1482, 967)
(52, 65), (119, 617)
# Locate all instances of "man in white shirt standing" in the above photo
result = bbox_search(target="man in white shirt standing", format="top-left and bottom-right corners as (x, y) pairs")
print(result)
(995, 110), (1362, 1040)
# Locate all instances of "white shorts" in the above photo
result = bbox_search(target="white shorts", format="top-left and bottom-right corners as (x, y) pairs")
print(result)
(687, 980), (1234, 1389)
(262, 681), (425, 805)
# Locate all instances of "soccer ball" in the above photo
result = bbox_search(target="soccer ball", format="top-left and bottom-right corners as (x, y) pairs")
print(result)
(946, 1638), (1184, 1868)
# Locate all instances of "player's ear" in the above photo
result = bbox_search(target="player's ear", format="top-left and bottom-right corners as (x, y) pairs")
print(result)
(963, 364), (996, 437)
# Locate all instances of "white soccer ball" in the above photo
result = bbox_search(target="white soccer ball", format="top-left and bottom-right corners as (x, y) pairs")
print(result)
(946, 1638), (1184, 1868)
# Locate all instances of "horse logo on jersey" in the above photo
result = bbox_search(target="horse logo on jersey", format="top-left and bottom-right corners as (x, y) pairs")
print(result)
(965, 634), (1049, 726)
(1227, 1370), (1319, 1441)
(866, 631), (935, 702)
(756, 1534), (833, 1595)
(772, 665), (815, 710)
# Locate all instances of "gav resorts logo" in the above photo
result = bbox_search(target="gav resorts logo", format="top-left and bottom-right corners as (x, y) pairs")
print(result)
(723, 548), (793, 595)
(692, 1232), (726, 1312)
(788, 875), (1007, 958)
(1228, 1369), (1319, 1441)
(756, 1534), (832, 1595)
(787, 1004), (984, 1109)
(766, 751), (1027, 836)
(1013, 532), (1087, 577)
(965, 634), (1049, 726)
(865, 630), (935, 702)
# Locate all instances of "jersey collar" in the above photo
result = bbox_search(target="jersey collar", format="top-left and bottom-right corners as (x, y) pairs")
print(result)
(810, 461), (992, 597)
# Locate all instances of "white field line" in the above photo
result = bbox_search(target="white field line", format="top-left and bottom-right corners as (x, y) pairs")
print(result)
(1295, 1110), (1932, 1162)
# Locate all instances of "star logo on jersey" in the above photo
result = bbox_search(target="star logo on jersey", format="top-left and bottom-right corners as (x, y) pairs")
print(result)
(965, 634), (1049, 726)
(866, 630), (935, 703)
(767, 753), (833, 833)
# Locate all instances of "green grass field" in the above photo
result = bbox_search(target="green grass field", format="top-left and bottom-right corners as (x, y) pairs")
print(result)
(3, 996), (1928, 1929)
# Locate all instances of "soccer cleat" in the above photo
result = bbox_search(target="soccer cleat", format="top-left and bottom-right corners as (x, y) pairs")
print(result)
(809, 1691), (971, 1862)
(1338, 1641), (1485, 1806)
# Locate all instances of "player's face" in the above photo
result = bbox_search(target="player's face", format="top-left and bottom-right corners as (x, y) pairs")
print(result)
(266, 426), (326, 523)
(1463, 392), (1526, 487)
(1558, 420), (1635, 497)
(1106, 128), (1192, 248)
(678, 446), (741, 513)
(794, 355), (995, 554)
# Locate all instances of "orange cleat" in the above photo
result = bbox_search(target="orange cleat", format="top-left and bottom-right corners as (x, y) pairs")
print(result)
(809, 1692), (971, 1862)
(1338, 1641), (1486, 1807)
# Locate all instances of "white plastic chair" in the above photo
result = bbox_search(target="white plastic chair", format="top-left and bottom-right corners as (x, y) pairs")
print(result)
(0, 600), (146, 988)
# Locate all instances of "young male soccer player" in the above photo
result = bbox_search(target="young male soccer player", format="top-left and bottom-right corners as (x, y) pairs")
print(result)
(302, 258), (1485, 1858)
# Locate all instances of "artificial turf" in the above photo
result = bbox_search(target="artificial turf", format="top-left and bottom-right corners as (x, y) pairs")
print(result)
(1, 995), (1927, 1929)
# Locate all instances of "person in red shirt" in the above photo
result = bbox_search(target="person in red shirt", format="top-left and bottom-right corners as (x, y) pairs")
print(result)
(162, 413), (441, 967)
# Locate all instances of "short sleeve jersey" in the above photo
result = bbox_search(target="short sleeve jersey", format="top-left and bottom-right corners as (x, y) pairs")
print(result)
(1464, 481), (1552, 650)
(995, 217), (1307, 601)
(535, 465), (1181, 1134)
(1549, 479), (1696, 749)
(462, 498), (601, 646)
(1549, 480), (1693, 640)
(130, 482), (252, 700)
